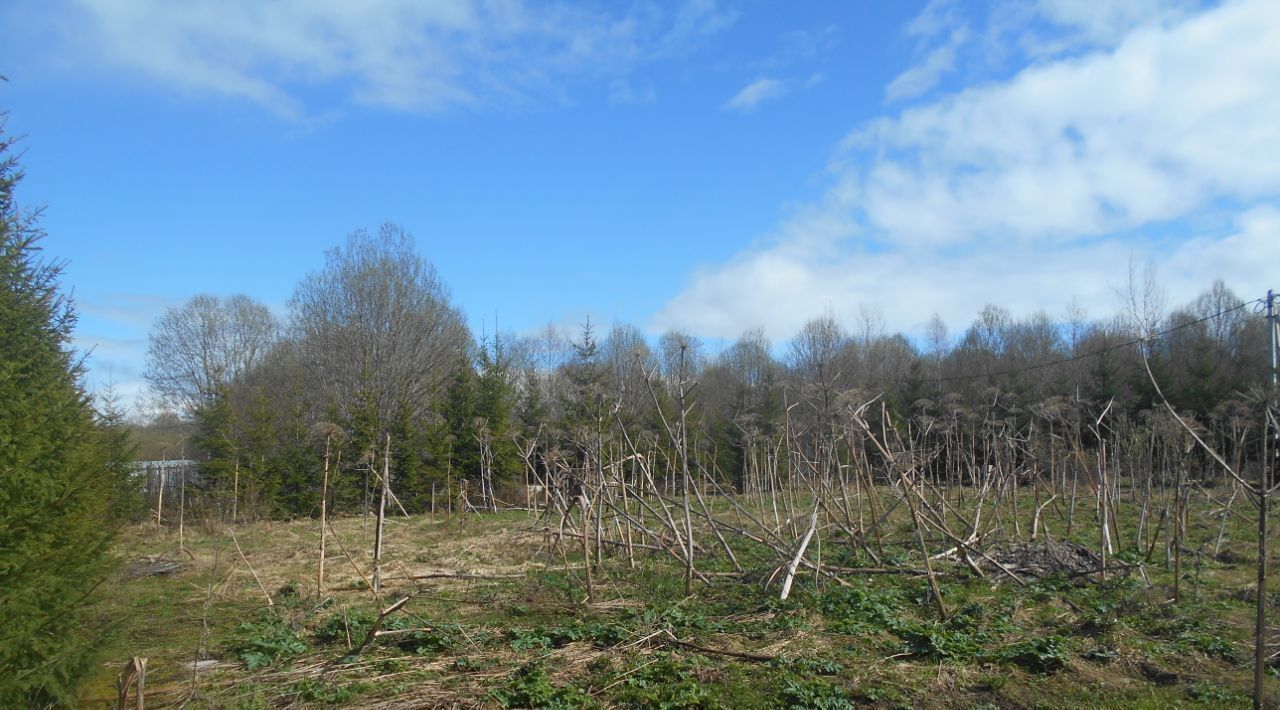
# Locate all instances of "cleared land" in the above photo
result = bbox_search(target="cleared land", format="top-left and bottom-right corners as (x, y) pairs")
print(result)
(83, 487), (1275, 709)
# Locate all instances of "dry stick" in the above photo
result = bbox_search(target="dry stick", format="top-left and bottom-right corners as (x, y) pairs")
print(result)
(386, 485), (411, 518)
(1032, 495), (1058, 541)
(318, 435), (332, 599)
(580, 489), (595, 603)
(677, 353), (696, 595)
(189, 546), (223, 700)
(688, 492), (858, 586)
(623, 456), (636, 569)
(1141, 350), (1254, 492)
(594, 420), (606, 571)
(1257, 409), (1272, 710)
(155, 465), (165, 527)
(697, 464), (862, 584)
(1174, 463), (1185, 603)
(1143, 508), (1168, 563)
(178, 469), (186, 553)
(231, 458), (239, 524)
(407, 571), (532, 580)
(373, 433), (390, 595)
(905, 486), (947, 620)
(229, 528), (273, 612)
(1196, 482), (1254, 524)
(662, 629), (775, 663)
(640, 353), (698, 595)
(116, 656), (147, 710)
(350, 595), (412, 656)
(855, 408), (950, 613)
(326, 517), (377, 597)
(612, 409), (700, 568)
(1140, 343), (1271, 709)
(691, 462), (742, 573)
(1213, 483), (1242, 554)
(1092, 400), (1116, 580)
(779, 508), (818, 600)
(596, 657), (664, 695)
(591, 497), (714, 583)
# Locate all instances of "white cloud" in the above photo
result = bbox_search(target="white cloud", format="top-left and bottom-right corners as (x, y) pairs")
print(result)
(761, 25), (840, 69)
(30, 0), (732, 116)
(885, 26), (968, 102)
(889, 0), (1197, 106)
(723, 77), (786, 112)
(655, 0), (1280, 343)
(904, 0), (962, 41)
(853, 0), (1280, 246)
(723, 73), (822, 113)
(1031, 0), (1198, 47)
(1164, 205), (1280, 298)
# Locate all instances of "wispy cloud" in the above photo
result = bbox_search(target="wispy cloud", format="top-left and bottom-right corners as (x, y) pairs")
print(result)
(762, 25), (840, 69)
(723, 73), (821, 112)
(885, 26), (968, 102)
(1028, 0), (1199, 49)
(23, 0), (733, 117)
(78, 292), (175, 327)
(656, 0), (1280, 341)
(886, 0), (1198, 105)
(723, 77), (786, 112)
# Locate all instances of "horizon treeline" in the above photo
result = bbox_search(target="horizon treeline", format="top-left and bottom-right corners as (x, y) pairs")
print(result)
(135, 223), (1273, 520)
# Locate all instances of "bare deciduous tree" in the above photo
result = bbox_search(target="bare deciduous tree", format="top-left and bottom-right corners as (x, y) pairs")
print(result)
(145, 294), (278, 416)
(289, 223), (469, 439)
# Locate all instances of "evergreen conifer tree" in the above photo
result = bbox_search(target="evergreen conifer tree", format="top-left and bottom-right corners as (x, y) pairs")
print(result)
(0, 121), (134, 704)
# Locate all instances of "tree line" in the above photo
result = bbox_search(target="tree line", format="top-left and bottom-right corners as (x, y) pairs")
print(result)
(139, 224), (1273, 522)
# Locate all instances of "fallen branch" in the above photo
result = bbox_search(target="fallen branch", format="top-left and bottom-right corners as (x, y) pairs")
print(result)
(663, 630), (774, 663)
(408, 572), (527, 581)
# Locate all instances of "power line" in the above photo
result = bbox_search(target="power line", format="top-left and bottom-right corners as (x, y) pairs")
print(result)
(931, 297), (1264, 383)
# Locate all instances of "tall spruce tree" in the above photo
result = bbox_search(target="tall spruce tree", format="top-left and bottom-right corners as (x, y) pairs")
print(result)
(0, 122), (134, 704)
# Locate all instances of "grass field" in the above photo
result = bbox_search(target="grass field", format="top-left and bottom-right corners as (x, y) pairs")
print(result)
(82, 488), (1276, 708)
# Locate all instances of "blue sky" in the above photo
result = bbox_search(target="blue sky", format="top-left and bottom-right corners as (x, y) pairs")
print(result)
(1, 0), (1277, 413)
